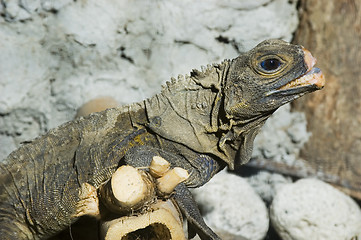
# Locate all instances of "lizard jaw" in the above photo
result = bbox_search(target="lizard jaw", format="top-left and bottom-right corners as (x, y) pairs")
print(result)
(278, 67), (325, 90)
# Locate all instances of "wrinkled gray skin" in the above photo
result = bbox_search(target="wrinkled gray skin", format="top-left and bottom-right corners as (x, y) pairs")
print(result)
(0, 40), (321, 240)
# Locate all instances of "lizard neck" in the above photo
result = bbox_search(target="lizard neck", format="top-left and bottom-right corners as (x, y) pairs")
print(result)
(145, 60), (267, 169)
(144, 61), (228, 157)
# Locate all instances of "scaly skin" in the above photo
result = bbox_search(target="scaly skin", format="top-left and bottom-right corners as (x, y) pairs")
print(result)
(0, 39), (324, 240)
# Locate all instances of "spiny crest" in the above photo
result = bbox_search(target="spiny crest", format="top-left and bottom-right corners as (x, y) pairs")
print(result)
(192, 60), (230, 90)
(161, 73), (195, 93)
(191, 60), (230, 78)
(191, 63), (218, 79)
(160, 60), (230, 94)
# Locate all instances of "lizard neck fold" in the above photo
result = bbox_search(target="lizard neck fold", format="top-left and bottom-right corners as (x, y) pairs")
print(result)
(144, 60), (267, 170)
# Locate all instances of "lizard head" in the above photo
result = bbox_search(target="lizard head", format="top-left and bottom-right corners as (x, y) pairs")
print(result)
(146, 39), (325, 170)
(224, 39), (325, 119)
(221, 39), (325, 169)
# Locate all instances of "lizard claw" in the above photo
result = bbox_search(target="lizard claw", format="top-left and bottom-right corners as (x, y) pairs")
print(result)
(173, 184), (221, 240)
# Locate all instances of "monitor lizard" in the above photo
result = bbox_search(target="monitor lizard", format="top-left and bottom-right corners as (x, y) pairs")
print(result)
(0, 39), (325, 239)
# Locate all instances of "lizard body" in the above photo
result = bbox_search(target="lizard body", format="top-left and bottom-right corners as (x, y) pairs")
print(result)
(0, 39), (324, 239)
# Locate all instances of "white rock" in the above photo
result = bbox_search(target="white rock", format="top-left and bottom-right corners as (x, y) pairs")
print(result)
(253, 104), (311, 164)
(1, 0), (31, 21)
(41, 0), (73, 12)
(270, 178), (361, 240)
(246, 170), (292, 203)
(192, 170), (269, 240)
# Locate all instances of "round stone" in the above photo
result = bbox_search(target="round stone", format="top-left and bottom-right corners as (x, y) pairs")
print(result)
(270, 178), (361, 240)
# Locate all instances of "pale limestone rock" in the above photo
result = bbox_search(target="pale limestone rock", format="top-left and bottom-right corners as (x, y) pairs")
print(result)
(41, 0), (73, 12)
(270, 178), (361, 240)
(246, 170), (292, 203)
(192, 170), (269, 240)
(252, 104), (311, 164)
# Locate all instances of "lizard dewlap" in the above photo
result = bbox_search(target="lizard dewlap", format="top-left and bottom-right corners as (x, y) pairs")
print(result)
(0, 39), (324, 240)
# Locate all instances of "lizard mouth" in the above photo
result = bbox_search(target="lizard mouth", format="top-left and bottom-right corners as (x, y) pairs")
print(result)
(278, 67), (325, 90)
(278, 48), (325, 91)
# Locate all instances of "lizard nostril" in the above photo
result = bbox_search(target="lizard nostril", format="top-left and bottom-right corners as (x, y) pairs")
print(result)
(302, 47), (317, 71)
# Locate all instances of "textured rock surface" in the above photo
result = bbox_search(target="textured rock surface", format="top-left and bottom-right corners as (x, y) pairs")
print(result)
(252, 104), (310, 164)
(0, 0), (299, 161)
(248, 103), (312, 180)
(270, 178), (361, 240)
(192, 170), (269, 240)
(246, 170), (292, 203)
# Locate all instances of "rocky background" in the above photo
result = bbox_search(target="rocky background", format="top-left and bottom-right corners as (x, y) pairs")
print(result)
(1, 0), (360, 239)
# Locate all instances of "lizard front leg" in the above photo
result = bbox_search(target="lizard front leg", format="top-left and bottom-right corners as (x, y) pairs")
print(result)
(174, 183), (221, 240)
(122, 145), (223, 239)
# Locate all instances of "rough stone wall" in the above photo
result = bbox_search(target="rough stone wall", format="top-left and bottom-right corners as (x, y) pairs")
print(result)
(0, 0), (299, 160)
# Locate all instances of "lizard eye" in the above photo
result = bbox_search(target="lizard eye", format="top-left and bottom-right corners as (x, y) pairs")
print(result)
(260, 58), (282, 72)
